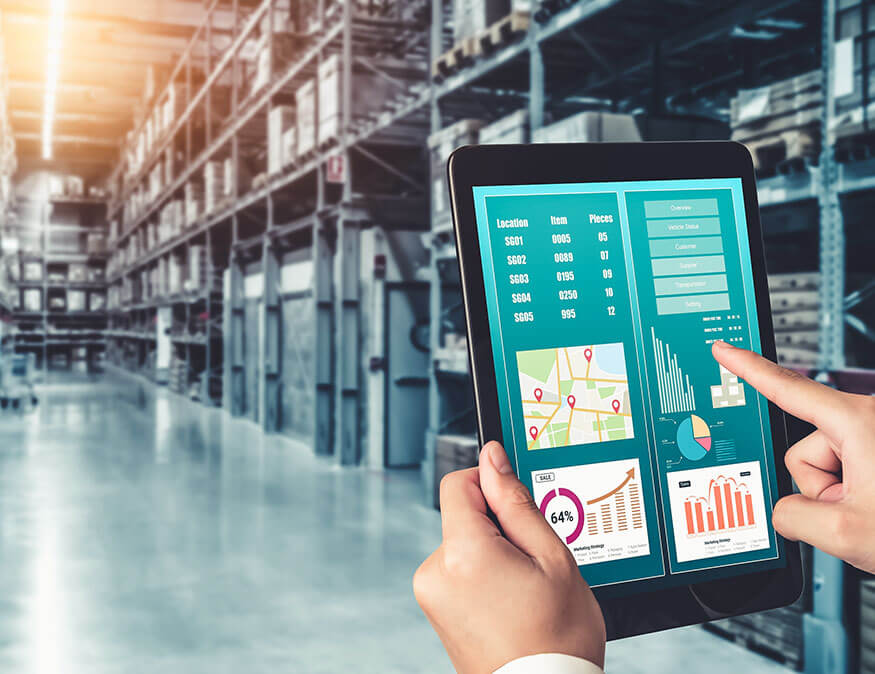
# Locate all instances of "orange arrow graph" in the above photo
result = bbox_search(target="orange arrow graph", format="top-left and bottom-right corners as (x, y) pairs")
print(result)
(586, 468), (636, 506)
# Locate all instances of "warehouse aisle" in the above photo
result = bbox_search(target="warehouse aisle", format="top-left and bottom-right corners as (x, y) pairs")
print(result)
(0, 374), (789, 673)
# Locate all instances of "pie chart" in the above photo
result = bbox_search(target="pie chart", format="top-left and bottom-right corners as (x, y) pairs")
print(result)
(676, 415), (711, 461)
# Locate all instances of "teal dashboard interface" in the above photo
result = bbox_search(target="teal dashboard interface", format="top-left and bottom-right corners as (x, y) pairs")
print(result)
(472, 178), (783, 591)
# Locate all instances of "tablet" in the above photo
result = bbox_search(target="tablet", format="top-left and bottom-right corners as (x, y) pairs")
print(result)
(447, 141), (803, 640)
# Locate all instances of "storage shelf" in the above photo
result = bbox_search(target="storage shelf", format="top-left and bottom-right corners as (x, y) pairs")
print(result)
(108, 78), (427, 284)
(110, 18), (345, 232)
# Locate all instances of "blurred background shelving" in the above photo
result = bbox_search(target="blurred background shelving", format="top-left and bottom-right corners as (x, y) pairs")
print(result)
(0, 1), (873, 672)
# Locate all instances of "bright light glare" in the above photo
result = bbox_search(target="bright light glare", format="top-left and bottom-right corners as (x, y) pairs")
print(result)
(42, 0), (65, 160)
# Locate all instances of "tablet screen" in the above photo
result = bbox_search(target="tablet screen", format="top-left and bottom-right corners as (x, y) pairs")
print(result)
(471, 178), (785, 593)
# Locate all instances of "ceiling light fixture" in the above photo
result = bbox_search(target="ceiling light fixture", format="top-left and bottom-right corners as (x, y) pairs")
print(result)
(42, 0), (65, 161)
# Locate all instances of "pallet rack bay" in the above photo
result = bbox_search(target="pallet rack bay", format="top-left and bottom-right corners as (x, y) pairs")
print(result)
(425, 0), (875, 670)
(106, 0), (433, 465)
(3, 195), (109, 372)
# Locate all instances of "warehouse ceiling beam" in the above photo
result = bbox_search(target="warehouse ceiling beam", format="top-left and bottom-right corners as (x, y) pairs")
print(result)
(8, 80), (141, 102)
(1, 2), (235, 39)
(14, 132), (119, 148)
(11, 109), (122, 125)
(350, 144), (425, 194)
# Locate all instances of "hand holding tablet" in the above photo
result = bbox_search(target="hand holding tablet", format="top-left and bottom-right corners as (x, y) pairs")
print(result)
(417, 336), (875, 669)
(445, 142), (804, 638)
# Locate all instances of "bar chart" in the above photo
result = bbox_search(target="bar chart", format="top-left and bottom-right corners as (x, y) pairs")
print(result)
(682, 474), (755, 536)
(651, 327), (696, 414)
(667, 461), (770, 563)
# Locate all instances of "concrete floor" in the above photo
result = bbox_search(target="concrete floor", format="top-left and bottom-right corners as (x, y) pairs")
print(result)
(0, 372), (791, 673)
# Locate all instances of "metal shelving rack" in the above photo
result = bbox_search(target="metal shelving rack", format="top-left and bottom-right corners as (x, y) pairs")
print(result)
(106, 0), (432, 464)
(423, 0), (828, 499)
(423, 0), (875, 670)
(4, 197), (109, 372)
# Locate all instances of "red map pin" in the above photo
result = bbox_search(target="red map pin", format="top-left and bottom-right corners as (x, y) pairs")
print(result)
(534, 388), (543, 402)
(567, 395), (576, 409)
(584, 348), (592, 362)
(612, 399), (620, 413)
(529, 426), (538, 441)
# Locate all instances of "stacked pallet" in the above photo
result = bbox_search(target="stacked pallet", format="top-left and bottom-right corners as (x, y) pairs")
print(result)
(730, 71), (822, 175)
(433, 1), (530, 79)
(168, 353), (187, 395)
(433, 434), (479, 509)
(769, 272), (820, 367)
(862, 579), (875, 673)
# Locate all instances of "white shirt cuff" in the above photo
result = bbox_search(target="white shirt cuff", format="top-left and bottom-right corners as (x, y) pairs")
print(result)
(495, 653), (604, 674)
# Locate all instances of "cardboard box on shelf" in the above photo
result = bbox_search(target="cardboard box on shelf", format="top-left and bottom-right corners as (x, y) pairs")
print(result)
(88, 292), (107, 312)
(23, 288), (42, 312)
(22, 261), (42, 281)
(533, 111), (642, 143)
(87, 233), (107, 255)
(48, 292), (67, 311)
(190, 245), (206, 285)
(269, 105), (296, 174)
(204, 161), (224, 213)
(185, 181), (203, 227)
(68, 264), (87, 282)
(452, 0), (511, 43)
(68, 290), (86, 312)
(86, 266), (104, 283)
(296, 80), (317, 157)
(281, 127), (297, 168)
(316, 54), (395, 147)
(479, 109), (529, 145)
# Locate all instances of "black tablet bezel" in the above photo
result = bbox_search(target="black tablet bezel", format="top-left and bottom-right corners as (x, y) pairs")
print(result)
(447, 141), (803, 640)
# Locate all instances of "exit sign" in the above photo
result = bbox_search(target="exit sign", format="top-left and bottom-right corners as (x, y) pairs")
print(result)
(326, 154), (345, 183)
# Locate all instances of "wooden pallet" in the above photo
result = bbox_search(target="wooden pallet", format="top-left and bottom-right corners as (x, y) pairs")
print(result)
(742, 125), (819, 176)
(477, 11), (530, 53)
(431, 37), (481, 80)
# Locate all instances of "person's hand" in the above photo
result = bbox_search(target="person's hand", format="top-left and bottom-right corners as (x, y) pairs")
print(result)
(713, 340), (875, 573)
(413, 441), (605, 673)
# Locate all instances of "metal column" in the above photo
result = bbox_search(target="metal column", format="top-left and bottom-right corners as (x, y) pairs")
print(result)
(331, 0), (361, 465)
(261, 241), (281, 431)
(313, 218), (334, 455)
(229, 247), (246, 416)
(424, 0), (444, 500)
(804, 549), (848, 674)
(804, 3), (849, 672)
(529, 38), (545, 132)
(333, 209), (361, 465)
(819, 0), (846, 370)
